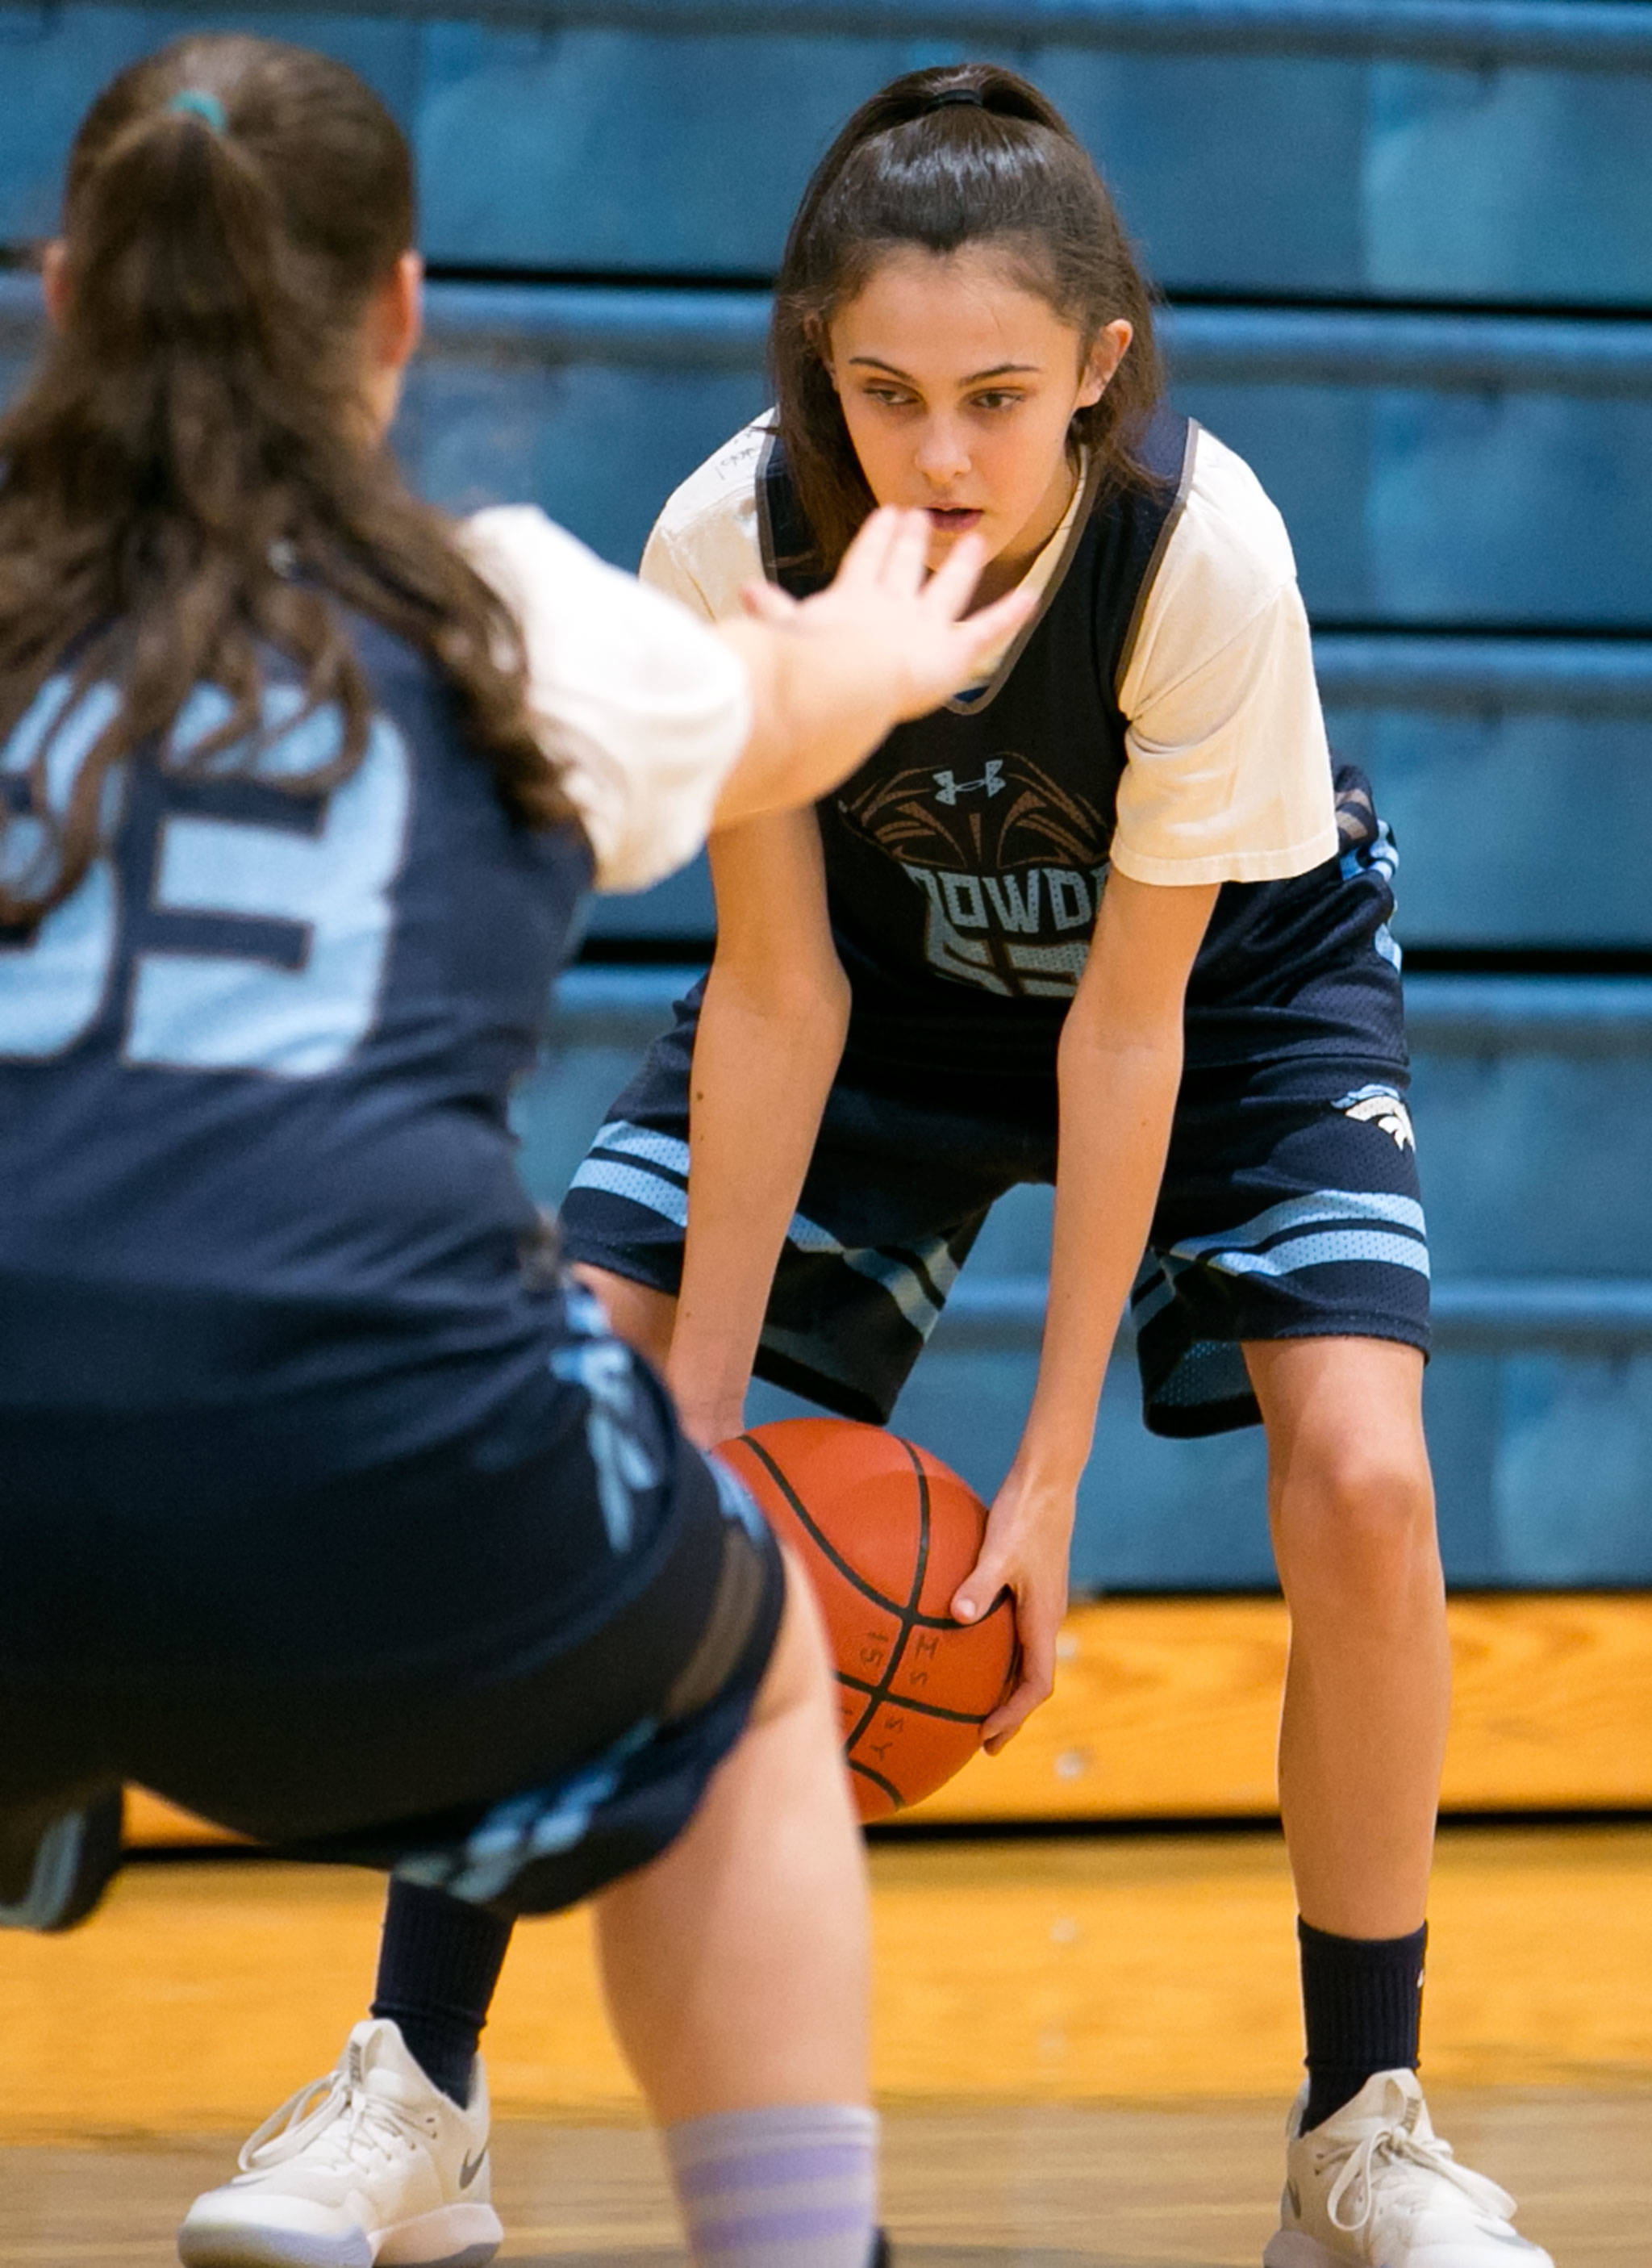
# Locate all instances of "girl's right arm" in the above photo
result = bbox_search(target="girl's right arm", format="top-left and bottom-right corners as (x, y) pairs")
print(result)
(664, 807), (849, 1449)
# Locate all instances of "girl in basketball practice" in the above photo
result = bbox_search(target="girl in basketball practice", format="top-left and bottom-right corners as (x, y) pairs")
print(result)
(270, 61), (1553, 2268)
(0, 36), (1036, 2268)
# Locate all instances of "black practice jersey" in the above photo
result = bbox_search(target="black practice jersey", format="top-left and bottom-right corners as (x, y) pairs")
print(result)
(761, 409), (1194, 1011)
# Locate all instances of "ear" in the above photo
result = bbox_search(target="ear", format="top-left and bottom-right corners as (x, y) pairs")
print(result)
(371, 249), (423, 378)
(41, 241), (69, 331)
(803, 311), (840, 393)
(1076, 318), (1133, 410)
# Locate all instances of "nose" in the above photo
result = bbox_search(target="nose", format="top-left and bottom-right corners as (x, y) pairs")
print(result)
(913, 416), (971, 488)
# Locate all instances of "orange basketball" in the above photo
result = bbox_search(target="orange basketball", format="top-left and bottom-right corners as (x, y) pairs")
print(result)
(719, 1418), (1018, 1820)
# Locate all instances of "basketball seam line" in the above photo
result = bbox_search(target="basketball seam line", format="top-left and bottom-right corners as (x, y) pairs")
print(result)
(732, 1433), (927, 1766)
(834, 1669), (991, 1726)
(734, 1431), (1011, 1810)
(731, 1435), (1008, 1633)
(840, 1436), (930, 1761)
(848, 1758), (903, 1806)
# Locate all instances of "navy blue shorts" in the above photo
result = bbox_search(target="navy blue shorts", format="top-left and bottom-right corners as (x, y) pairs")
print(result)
(560, 772), (1429, 1439)
(0, 1283), (783, 1927)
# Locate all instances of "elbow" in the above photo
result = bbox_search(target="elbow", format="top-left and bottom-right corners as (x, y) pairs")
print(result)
(707, 945), (852, 1042)
(1057, 997), (1184, 1082)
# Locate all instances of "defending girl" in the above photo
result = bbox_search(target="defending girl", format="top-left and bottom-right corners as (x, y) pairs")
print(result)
(567, 63), (1550, 2268)
(0, 35), (1032, 2268)
(200, 61), (1552, 2268)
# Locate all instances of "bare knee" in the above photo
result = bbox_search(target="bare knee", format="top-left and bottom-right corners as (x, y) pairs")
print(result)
(1271, 1431), (1440, 1613)
(571, 1263), (677, 1367)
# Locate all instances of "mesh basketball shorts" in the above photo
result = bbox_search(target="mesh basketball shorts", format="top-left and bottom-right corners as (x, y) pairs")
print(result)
(560, 771), (1429, 1440)
(0, 1282), (783, 1927)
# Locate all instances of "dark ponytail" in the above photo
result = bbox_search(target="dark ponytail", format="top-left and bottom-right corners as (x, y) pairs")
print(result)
(0, 33), (575, 933)
(772, 63), (1166, 574)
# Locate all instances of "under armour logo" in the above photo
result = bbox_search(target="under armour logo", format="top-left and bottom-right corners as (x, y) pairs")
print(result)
(933, 759), (1006, 806)
(1337, 1085), (1416, 1151)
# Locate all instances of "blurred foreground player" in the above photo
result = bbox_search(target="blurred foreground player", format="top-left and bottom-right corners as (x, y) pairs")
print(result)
(0, 36), (1032, 2268)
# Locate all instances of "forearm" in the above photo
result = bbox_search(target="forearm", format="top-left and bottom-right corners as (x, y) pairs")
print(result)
(1017, 1020), (1184, 1485)
(668, 963), (850, 1435)
(710, 618), (898, 829)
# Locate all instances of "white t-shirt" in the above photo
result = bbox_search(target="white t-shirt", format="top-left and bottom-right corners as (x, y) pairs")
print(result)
(639, 417), (1337, 888)
(462, 506), (752, 894)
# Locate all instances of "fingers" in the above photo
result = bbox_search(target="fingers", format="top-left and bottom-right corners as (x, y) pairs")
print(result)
(981, 1640), (1056, 1753)
(922, 528), (987, 619)
(882, 506), (933, 598)
(978, 1581), (1062, 1752)
(832, 503), (903, 592)
(952, 579), (1037, 660)
(951, 1539), (1009, 1627)
(738, 578), (799, 623)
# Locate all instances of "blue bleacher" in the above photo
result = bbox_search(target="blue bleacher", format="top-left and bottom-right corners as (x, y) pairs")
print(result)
(3, 0), (1649, 1585)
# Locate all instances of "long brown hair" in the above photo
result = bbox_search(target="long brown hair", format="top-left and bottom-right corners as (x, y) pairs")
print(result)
(0, 32), (575, 933)
(772, 62), (1166, 574)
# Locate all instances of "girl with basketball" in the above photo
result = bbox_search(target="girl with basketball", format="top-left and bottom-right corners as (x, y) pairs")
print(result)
(204, 60), (1547, 2268)
(0, 36), (1036, 2268)
(580, 62), (1536, 2268)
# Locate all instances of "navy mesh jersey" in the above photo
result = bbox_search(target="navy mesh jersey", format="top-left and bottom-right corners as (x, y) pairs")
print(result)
(0, 619), (591, 1503)
(761, 411), (1192, 1024)
(759, 418), (1388, 1099)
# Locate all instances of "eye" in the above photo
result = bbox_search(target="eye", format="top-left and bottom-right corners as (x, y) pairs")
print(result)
(970, 389), (1025, 412)
(860, 383), (916, 408)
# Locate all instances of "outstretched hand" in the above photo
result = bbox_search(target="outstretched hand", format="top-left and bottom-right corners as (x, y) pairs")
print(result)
(949, 1463), (1074, 1754)
(740, 507), (1035, 722)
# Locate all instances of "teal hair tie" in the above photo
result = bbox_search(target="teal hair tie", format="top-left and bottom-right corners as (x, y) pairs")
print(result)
(168, 89), (227, 132)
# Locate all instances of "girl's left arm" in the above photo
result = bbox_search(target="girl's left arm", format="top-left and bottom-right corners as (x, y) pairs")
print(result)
(953, 869), (1220, 1749)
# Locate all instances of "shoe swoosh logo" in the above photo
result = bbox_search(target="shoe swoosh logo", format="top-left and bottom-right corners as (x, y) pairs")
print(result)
(458, 2149), (487, 2191)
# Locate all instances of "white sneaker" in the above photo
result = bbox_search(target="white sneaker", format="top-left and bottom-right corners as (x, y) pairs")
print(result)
(1263, 2070), (1554, 2268)
(177, 2019), (503, 2268)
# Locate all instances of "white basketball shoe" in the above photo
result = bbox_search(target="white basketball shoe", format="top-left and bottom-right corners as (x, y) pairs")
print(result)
(1264, 2070), (1554, 2268)
(177, 2018), (502, 2268)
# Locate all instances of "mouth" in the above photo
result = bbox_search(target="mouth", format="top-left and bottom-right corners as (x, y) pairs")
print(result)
(925, 507), (984, 536)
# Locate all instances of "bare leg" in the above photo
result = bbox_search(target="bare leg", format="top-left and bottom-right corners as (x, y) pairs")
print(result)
(594, 1550), (870, 2121)
(574, 1262), (678, 1368)
(1245, 1337), (1448, 1936)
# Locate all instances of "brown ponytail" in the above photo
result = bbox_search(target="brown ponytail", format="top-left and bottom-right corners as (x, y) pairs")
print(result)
(772, 62), (1166, 574)
(0, 33), (576, 933)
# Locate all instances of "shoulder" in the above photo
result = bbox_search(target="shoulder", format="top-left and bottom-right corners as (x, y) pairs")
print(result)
(1154, 424), (1297, 626)
(459, 504), (750, 896)
(462, 504), (724, 691)
(1120, 424), (1304, 708)
(640, 416), (774, 621)
(461, 503), (624, 617)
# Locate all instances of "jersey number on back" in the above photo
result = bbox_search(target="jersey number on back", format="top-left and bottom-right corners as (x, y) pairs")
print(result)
(0, 679), (411, 1077)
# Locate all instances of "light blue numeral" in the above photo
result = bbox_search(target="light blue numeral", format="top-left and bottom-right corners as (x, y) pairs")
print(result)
(128, 687), (411, 1075)
(0, 679), (123, 1059)
(0, 679), (412, 1077)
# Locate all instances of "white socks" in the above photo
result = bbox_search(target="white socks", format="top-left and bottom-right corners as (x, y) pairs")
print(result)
(665, 2103), (880, 2268)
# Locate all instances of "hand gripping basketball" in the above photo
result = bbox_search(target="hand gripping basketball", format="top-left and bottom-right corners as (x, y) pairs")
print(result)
(719, 1418), (1019, 1820)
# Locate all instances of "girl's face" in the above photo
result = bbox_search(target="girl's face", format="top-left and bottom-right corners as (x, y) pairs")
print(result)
(824, 244), (1132, 592)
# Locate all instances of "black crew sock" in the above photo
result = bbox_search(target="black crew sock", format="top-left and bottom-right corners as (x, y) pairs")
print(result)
(1298, 1915), (1427, 2132)
(370, 1879), (514, 2107)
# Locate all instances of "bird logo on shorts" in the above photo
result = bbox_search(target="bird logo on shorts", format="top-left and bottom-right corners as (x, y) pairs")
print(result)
(1335, 1085), (1416, 1151)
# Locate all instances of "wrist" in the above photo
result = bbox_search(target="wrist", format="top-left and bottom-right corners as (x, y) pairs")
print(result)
(1005, 1438), (1088, 1502)
(665, 1357), (749, 1440)
(992, 1451), (1083, 1523)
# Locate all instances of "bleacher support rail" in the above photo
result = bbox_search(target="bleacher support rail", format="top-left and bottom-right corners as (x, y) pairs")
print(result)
(68, 0), (1652, 71)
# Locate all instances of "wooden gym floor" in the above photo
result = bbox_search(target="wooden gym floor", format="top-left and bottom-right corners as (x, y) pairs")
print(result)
(2, 1826), (1650, 2265)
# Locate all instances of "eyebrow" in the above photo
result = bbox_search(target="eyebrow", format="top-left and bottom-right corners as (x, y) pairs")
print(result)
(847, 357), (1042, 382)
